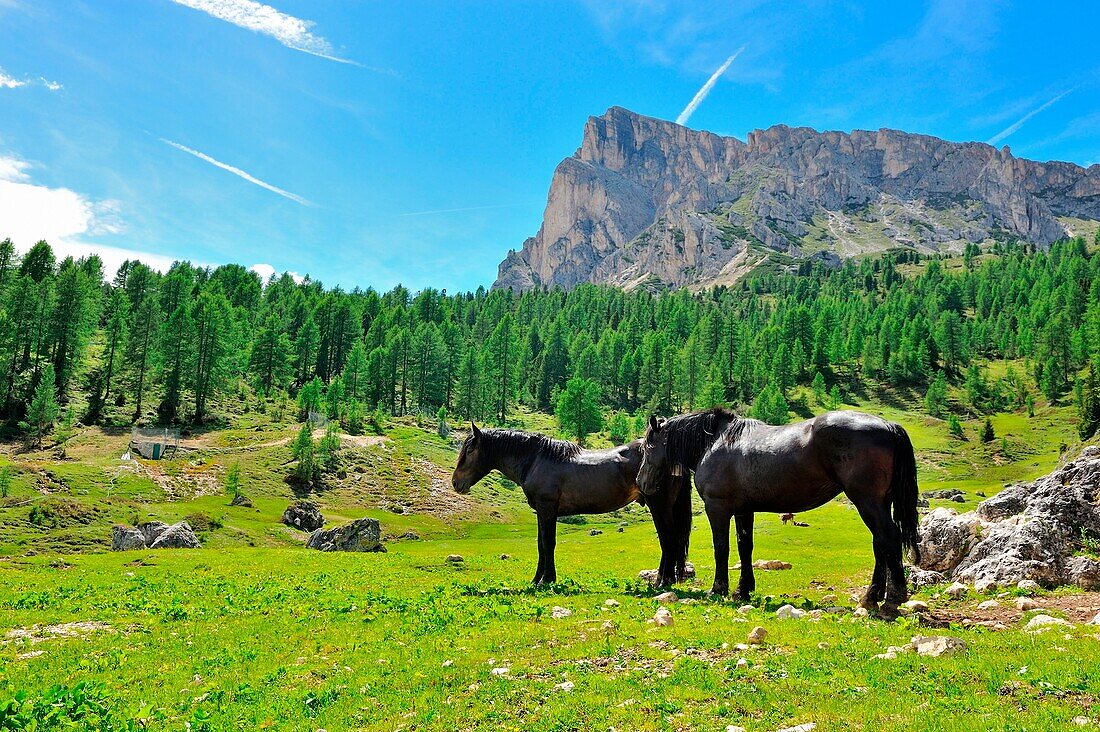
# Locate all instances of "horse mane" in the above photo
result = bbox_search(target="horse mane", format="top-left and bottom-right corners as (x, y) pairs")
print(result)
(662, 407), (742, 470)
(478, 428), (582, 466)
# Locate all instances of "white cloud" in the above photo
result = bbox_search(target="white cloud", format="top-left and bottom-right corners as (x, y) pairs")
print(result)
(250, 262), (303, 283)
(0, 66), (62, 91)
(676, 47), (744, 126)
(169, 0), (356, 64)
(161, 138), (311, 206)
(988, 89), (1072, 145)
(0, 153), (177, 275)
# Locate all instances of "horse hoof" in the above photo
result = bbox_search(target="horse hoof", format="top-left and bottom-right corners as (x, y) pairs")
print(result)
(708, 587), (729, 597)
(876, 604), (900, 621)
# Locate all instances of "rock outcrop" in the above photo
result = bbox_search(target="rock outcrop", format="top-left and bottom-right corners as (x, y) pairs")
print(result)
(917, 446), (1100, 588)
(111, 521), (200, 550)
(281, 500), (323, 532)
(306, 517), (384, 552)
(496, 106), (1100, 291)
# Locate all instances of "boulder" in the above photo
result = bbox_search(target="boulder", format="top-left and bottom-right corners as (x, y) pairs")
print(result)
(138, 521), (170, 546)
(776, 604), (805, 619)
(907, 567), (946, 589)
(281, 500), (324, 532)
(652, 607), (673, 626)
(305, 517), (384, 552)
(924, 488), (965, 501)
(230, 493), (253, 508)
(917, 447), (1100, 590)
(911, 635), (966, 657)
(637, 562), (696, 584)
(111, 525), (146, 551)
(747, 626), (767, 644)
(149, 521), (201, 549)
(1024, 614), (1074, 632)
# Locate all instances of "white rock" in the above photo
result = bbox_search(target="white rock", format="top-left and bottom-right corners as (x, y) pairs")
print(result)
(553, 680), (575, 692)
(738, 604), (755, 613)
(726, 726), (746, 732)
(872, 651), (898, 660)
(441, 660), (453, 667)
(945, 582), (969, 598)
(1089, 612), (1100, 626)
(1014, 597), (1039, 611)
(654, 591), (678, 603)
(1071, 717), (1091, 727)
(1024, 614), (1074, 632)
(604, 599), (620, 607)
(911, 635), (967, 657)
(853, 607), (870, 618)
(901, 599), (928, 612)
(490, 667), (509, 676)
(735, 658), (749, 670)
(977, 599), (1000, 610)
(776, 604), (806, 619)
(776, 724), (816, 732)
(551, 606), (572, 619)
(652, 607), (674, 627)
(974, 578), (997, 594)
(1017, 579), (1041, 593)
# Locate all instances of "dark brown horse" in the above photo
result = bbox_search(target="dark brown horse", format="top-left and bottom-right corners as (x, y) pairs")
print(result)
(637, 408), (920, 617)
(452, 424), (691, 586)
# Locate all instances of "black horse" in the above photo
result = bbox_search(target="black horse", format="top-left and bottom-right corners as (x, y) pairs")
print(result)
(452, 424), (691, 586)
(637, 408), (920, 617)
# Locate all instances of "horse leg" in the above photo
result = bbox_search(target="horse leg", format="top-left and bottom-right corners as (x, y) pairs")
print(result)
(650, 499), (675, 588)
(673, 477), (692, 582)
(853, 498), (895, 616)
(734, 512), (755, 601)
(881, 512), (909, 610)
(537, 506), (558, 585)
(532, 509), (546, 585)
(706, 505), (732, 596)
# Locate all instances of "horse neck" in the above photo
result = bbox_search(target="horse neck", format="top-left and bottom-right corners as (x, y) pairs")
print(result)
(676, 413), (735, 470)
(483, 433), (541, 485)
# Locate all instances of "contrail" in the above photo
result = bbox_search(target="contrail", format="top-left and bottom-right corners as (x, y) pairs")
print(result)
(160, 139), (311, 206)
(988, 89), (1072, 145)
(676, 46), (745, 126)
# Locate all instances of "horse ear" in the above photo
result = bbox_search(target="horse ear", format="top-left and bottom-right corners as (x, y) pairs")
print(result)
(649, 415), (661, 433)
(471, 422), (482, 440)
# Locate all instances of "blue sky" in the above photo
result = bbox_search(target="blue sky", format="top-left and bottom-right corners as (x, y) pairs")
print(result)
(0, 0), (1097, 292)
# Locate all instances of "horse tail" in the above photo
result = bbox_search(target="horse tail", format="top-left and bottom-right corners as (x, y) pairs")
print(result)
(888, 422), (921, 564)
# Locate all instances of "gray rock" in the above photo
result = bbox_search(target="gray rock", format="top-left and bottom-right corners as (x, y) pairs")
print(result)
(230, 493), (253, 508)
(138, 521), (170, 546)
(906, 567), (945, 588)
(917, 447), (1100, 590)
(149, 521), (201, 549)
(111, 525), (147, 551)
(281, 500), (323, 532)
(305, 517), (384, 553)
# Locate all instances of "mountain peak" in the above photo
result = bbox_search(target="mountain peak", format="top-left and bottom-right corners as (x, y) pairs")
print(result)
(495, 110), (1100, 291)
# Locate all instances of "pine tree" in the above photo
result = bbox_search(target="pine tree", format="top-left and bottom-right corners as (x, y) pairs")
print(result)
(24, 364), (59, 448)
(947, 414), (965, 440)
(980, 417), (995, 443)
(751, 383), (789, 425)
(607, 411), (631, 445)
(291, 423), (316, 484)
(924, 371), (948, 417)
(556, 377), (602, 445)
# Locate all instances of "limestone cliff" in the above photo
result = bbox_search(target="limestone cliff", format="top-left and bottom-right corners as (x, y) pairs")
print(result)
(494, 107), (1100, 291)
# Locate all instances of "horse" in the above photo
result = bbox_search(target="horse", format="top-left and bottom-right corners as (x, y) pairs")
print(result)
(636, 408), (920, 618)
(451, 423), (692, 586)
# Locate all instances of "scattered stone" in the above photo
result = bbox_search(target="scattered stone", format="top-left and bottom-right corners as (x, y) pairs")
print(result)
(872, 651), (898, 660)
(305, 518), (384, 552)
(747, 626), (767, 644)
(853, 607), (870, 618)
(1089, 612), (1100, 626)
(727, 725), (746, 732)
(442, 660), (453, 667)
(735, 658), (749, 670)
(554, 680), (575, 692)
(901, 599), (928, 612)
(637, 562), (695, 584)
(111, 525), (146, 551)
(604, 599), (620, 607)
(229, 493), (253, 508)
(551, 606), (572, 619)
(1017, 579), (1041, 593)
(753, 559), (792, 570)
(821, 594), (837, 603)
(617, 526), (625, 533)
(776, 604), (806, 619)
(500, 553), (510, 560)
(924, 488), (965, 501)
(149, 522), (201, 549)
(907, 567), (946, 589)
(446, 554), (464, 563)
(911, 635), (967, 657)
(945, 582), (969, 598)
(490, 667), (509, 676)
(654, 591), (677, 603)
(777, 724), (817, 732)
(977, 599), (1000, 610)
(652, 607), (674, 627)
(974, 578), (997, 594)
(588, 528), (603, 536)
(1071, 717), (1092, 727)
(400, 531), (420, 540)
(281, 501), (323, 532)
(1024, 614), (1074, 632)
(738, 604), (754, 613)
(1015, 597), (1040, 611)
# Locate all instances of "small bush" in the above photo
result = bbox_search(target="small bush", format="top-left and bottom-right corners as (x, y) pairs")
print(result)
(184, 512), (223, 533)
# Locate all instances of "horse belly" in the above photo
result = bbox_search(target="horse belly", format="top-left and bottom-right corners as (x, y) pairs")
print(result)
(702, 449), (839, 514)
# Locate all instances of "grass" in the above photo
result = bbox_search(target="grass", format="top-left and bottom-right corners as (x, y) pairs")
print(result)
(1, 378), (1098, 730)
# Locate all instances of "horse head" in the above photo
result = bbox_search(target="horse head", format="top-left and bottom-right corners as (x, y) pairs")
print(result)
(638, 415), (672, 496)
(452, 422), (491, 494)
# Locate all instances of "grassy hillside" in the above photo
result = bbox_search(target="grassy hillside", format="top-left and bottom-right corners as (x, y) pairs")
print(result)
(2, 375), (1098, 730)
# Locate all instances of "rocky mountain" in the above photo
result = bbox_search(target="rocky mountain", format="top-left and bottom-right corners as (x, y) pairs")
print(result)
(494, 106), (1100, 291)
